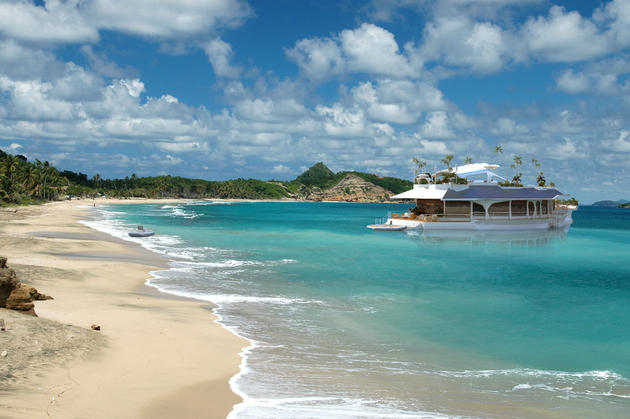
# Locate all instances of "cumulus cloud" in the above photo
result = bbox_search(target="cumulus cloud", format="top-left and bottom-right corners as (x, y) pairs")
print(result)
(490, 118), (528, 135)
(285, 37), (345, 81)
(0, 0), (251, 44)
(556, 70), (590, 94)
(204, 38), (242, 78)
(421, 111), (455, 139)
(521, 6), (610, 63)
(421, 16), (509, 73)
(604, 130), (630, 152)
(350, 79), (446, 124)
(287, 23), (420, 80)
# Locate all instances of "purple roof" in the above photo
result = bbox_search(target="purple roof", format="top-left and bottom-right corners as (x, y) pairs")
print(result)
(443, 185), (563, 201)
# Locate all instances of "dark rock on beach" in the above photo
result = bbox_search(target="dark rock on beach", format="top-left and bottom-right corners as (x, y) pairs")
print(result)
(0, 256), (52, 316)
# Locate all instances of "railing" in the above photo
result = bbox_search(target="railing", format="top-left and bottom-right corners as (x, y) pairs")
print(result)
(389, 211), (557, 222)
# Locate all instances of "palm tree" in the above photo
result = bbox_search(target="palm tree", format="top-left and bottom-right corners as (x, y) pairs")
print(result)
(494, 145), (506, 180)
(464, 156), (472, 164)
(412, 157), (427, 181)
(440, 154), (454, 169)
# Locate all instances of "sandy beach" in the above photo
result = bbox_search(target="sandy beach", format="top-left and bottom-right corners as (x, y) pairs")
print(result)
(0, 198), (247, 418)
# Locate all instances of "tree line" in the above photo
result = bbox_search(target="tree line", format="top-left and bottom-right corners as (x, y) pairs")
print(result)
(0, 153), (411, 206)
(412, 145), (555, 187)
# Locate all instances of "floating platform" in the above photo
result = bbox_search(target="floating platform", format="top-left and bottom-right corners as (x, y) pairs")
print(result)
(367, 224), (407, 231)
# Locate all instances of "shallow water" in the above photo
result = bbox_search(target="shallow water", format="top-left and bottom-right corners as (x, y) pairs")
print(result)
(83, 203), (630, 418)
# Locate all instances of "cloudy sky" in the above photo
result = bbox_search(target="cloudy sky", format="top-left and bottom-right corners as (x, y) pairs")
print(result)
(0, 0), (629, 202)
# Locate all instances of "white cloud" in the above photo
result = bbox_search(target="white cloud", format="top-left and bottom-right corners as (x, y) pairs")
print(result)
(340, 23), (415, 77)
(316, 104), (367, 137)
(272, 164), (291, 174)
(490, 118), (528, 135)
(0, 0), (251, 44)
(286, 37), (345, 81)
(81, 45), (133, 78)
(598, 0), (630, 49)
(204, 38), (241, 78)
(351, 80), (445, 124)
(556, 69), (590, 94)
(5, 143), (22, 151)
(0, 0), (98, 44)
(421, 111), (454, 139)
(521, 6), (610, 63)
(287, 23), (420, 80)
(604, 130), (630, 152)
(421, 16), (508, 73)
(0, 40), (65, 80)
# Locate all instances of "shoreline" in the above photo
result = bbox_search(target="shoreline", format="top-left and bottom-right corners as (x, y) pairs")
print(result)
(0, 198), (248, 418)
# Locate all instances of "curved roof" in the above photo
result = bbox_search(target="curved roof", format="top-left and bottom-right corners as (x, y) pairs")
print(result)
(392, 184), (563, 201)
(443, 185), (563, 201)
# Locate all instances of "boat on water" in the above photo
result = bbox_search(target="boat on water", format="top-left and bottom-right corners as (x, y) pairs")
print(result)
(376, 163), (576, 232)
(367, 223), (407, 231)
(128, 225), (155, 237)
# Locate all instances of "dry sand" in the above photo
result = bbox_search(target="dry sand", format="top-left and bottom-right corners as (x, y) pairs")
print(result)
(0, 199), (247, 418)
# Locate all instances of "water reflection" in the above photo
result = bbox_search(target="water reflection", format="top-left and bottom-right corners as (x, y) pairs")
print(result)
(406, 227), (570, 247)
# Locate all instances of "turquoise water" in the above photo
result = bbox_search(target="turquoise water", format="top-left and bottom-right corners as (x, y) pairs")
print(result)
(86, 203), (630, 418)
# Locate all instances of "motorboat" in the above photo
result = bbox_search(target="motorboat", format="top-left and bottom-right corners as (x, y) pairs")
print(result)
(367, 223), (407, 231)
(128, 225), (155, 237)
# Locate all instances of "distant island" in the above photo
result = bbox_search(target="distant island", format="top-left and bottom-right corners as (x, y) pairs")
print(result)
(0, 150), (411, 205)
(592, 199), (630, 207)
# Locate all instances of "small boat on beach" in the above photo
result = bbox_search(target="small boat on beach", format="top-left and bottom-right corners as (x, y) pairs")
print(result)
(367, 223), (407, 231)
(128, 225), (155, 237)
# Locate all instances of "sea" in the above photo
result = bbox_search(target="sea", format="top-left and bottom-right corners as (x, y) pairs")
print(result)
(82, 202), (630, 418)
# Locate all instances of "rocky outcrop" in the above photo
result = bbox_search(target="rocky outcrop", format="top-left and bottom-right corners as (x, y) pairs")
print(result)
(0, 257), (19, 307)
(0, 257), (52, 316)
(306, 174), (392, 202)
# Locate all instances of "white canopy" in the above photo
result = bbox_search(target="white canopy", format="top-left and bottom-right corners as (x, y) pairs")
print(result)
(391, 185), (447, 200)
(434, 163), (505, 182)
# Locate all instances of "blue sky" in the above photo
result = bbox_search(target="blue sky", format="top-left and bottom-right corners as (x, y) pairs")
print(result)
(1, 1), (630, 202)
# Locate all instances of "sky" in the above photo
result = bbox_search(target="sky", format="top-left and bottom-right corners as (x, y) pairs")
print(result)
(0, 1), (629, 203)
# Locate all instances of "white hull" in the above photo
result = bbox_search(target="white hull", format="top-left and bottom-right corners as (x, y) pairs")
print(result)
(386, 209), (573, 232)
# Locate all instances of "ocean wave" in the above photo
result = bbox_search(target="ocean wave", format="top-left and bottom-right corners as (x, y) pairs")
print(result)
(171, 259), (297, 269)
(431, 368), (630, 400)
(144, 277), (314, 305)
(229, 396), (457, 419)
(188, 200), (237, 206)
(432, 368), (625, 380)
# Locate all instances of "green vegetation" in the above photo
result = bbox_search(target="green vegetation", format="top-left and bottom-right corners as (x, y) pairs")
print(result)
(0, 150), (66, 205)
(556, 198), (579, 206)
(411, 148), (557, 188)
(0, 154), (411, 205)
(592, 199), (629, 207)
(295, 162), (335, 186)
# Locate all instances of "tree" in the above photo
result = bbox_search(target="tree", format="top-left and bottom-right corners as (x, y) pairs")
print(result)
(412, 157), (427, 179)
(440, 154), (454, 169)
(464, 156), (472, 164)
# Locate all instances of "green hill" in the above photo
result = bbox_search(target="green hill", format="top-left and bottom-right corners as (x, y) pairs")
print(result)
(592, 199), (629, 207)
(1, 154), (412, 205)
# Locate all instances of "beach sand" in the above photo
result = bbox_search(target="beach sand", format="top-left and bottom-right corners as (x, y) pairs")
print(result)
(0, 199), (247, 418)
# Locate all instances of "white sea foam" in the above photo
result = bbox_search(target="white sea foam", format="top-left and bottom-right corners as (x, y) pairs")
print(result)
(188, 200), (236, 206)
(229, 396), (458, 418)
(431, 368), (630, 400)
(145, 276), (314, 305)
(171, 259), (297, 269)
(432, 368), (626, 381)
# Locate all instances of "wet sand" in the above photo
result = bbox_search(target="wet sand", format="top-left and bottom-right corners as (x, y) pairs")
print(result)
(0, 199), (247, 418)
